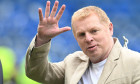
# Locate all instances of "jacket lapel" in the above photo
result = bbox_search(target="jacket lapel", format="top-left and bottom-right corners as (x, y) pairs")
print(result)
(97, 59), (117, 84)
(70, 54), (89, 84)
(98, 38), (122, 84)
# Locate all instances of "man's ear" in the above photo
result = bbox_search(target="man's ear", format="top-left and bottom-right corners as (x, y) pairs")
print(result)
(109, 22), (113, 36)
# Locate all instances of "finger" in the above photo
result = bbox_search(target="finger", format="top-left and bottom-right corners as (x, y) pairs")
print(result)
(45, 1), (50, 18)
(58, 27), (71, 34)
(50, 1), (59, 17)
(38, 8), (43, 21)
(56, 4), (65, 21)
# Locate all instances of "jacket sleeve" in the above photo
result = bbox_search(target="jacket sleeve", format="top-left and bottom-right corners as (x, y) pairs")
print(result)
(25, 37), (65, 84)
(132, 56), (140, 84)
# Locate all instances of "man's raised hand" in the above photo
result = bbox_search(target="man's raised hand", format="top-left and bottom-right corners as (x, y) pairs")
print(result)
(36, 1), (71, 47)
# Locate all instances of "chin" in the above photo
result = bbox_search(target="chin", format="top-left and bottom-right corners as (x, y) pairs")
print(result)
(87, 53), (99, 58)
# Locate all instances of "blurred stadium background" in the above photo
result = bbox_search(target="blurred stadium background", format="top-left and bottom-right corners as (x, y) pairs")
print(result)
(0, 0), (140, 83)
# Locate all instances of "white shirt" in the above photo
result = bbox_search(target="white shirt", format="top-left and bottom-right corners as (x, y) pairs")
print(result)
(78, 59), (107, 84)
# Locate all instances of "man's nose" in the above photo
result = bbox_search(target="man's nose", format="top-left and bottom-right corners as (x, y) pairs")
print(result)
(85, 33), (93, 43)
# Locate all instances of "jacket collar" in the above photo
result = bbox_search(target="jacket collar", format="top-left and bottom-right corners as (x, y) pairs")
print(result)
(98, 38), (122, 84)
(107, 38), (122, 61)
(78, 52), (89, 61)
(70, 51), (89, 84)
(70, 54), (89, 84)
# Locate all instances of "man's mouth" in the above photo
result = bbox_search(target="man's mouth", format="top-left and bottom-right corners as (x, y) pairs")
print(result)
(87, 45), (97, 51)
(88, 46), (95, 49)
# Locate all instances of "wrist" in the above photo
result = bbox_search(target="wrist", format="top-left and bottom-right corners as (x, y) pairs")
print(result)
(35, 34), (51, 47)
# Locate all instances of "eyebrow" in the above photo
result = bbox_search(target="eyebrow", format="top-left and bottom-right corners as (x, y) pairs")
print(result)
(75, 25), (101, 35)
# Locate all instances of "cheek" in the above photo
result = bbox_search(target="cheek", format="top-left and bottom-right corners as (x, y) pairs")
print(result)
(100, 37), (111, 51)
(95, 34), (105, 43)
(77, 39), (87, 51)
(79, 41), (85, 48)
(95, 34), (108, 47)
(76, 39), (84, 47)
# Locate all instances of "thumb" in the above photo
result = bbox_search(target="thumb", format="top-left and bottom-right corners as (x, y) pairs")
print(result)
(58, 26), (71, 34)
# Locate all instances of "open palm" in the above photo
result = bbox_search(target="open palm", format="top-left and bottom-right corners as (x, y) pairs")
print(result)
(36, 1), (71, 46)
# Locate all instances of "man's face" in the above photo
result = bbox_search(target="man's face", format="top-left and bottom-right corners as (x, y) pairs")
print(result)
(73, 14), (114, 63)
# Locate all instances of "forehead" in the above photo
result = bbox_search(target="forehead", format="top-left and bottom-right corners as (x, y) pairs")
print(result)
(72, 14), (101, 32)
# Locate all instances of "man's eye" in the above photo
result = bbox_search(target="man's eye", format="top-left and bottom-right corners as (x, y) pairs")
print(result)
(91, 30), (98, 33)
(79, 33), (85, 37)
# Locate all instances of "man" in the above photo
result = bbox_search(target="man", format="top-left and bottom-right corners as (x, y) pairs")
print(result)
(25, 1), (140, 84)
(0, 61), (3, 83)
